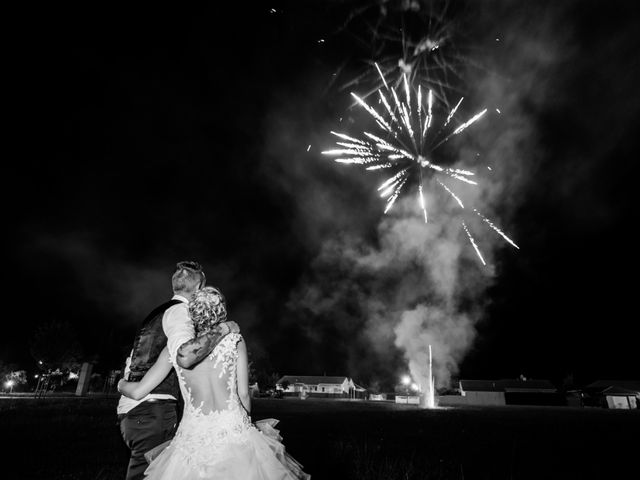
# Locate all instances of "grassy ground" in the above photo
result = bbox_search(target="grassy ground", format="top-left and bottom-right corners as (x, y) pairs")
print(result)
(1, 396), (637, 479)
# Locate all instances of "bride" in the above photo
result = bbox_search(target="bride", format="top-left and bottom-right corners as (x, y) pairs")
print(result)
(118, 286), (309, 479)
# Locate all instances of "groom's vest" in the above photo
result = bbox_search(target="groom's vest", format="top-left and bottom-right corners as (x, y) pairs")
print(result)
(127, 299), (181, 397)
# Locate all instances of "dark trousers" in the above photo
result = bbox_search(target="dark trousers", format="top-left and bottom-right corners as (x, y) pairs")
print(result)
(118, 400), (178, 480)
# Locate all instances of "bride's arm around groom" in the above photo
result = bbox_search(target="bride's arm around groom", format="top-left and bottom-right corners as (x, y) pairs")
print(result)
(118, 347), (172, 400)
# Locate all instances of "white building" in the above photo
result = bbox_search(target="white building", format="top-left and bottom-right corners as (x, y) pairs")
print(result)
(444, 379), (559, 406)
(276, 375), (364, 397)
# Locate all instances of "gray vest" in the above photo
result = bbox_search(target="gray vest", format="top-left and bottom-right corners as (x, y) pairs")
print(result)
(127, 299), (181, 396)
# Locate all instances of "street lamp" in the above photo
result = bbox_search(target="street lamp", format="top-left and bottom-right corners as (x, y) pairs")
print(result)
(401, 375), (411, 403)
(5, 380), (14, 394)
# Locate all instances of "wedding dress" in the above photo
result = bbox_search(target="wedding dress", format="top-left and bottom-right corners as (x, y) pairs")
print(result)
(144, 333), (309, 479)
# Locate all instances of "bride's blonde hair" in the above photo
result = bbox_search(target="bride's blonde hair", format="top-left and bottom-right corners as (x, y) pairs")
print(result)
(189, 286), (228, 334)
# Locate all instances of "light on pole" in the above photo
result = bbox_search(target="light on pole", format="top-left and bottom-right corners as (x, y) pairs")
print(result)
(401, 375), (411, 403)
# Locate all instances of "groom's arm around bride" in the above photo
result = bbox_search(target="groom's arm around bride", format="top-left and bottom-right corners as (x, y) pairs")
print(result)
(175, 321), (238, 368)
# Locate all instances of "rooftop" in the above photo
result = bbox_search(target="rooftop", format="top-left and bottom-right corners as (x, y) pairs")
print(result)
(585, 380), (640, 393)
(460, 379), (557, 393)
(277, 375), (351, 385)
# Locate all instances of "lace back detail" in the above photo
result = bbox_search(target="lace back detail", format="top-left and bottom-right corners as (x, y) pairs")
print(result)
(209, 333), (241, 408)
(176, 333), (243, 418)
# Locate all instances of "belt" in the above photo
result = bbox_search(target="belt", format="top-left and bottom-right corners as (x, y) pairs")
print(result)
(145, 398), (177, 403)
(117, 399), (177, 422)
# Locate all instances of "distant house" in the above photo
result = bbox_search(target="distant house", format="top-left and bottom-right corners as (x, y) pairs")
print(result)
(459, 380), (505, 406)
(500, 379), (560, 406)
(276, 375), (366, 398)
(584, 380), (640, 409)
(452, 379), (559, 406)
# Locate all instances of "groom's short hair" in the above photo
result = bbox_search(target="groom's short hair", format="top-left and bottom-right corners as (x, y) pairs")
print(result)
(172, 261), (206, 293)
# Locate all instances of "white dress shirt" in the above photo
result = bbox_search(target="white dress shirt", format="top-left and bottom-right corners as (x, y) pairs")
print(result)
(162, 294), (195, 365)
(116, 295), (189, 415)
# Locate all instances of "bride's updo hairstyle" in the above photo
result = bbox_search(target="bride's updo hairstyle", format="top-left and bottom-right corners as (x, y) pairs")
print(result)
(189, 286), (228, 335)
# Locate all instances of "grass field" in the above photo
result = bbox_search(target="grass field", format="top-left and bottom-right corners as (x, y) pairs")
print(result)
(1, 396), (638, 479)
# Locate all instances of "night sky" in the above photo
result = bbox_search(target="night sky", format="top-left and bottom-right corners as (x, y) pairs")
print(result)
(6, 1), (639, 388)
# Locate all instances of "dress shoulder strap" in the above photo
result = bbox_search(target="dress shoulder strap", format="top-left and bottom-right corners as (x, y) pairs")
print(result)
(211, 333), (243, 378)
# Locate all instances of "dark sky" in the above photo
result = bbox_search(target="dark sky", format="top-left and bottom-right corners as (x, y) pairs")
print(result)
(6, 1), (640, 387)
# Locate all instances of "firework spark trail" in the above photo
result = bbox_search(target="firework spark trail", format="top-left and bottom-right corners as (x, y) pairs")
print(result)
(384, 177), (408, 213)
(444, 97), (463, 127)
(380, 183), (398, 198)
(447, 172), (478, 185)
(335, 142), (368, 150)
(437, 181), (464, 208)
(321, 148), (369, 156)
(403, 74), (412, 115)
(401, 104), (416, 146)
(375, 62), (389, 90)
(363, 132), (411, 159)
(323, 68), (518, 264)
(449, 168), (474, 176)
(330, 131), (367, 145)
(433, 108), (487, 150)
(423, 89), (434, 137)
(334, 157), (381, 165)
(350, 93), (393, 133)
(378, 168), (410, 192)
(391, 89), (405, 124)
(452, 109), (488, 135)
(462, 221), (486, 266)
(474, 209), (520, 249)
(419, 183), (428, 223)
(379, 90), (399, 126)
(366, 163), (393, 171)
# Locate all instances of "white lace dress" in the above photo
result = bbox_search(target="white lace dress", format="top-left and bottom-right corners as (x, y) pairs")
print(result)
(144, 333), (309, 479)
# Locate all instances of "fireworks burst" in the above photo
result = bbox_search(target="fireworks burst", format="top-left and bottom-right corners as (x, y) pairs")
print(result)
(322, 68), (518, 264)
(335, 0), (474, 109)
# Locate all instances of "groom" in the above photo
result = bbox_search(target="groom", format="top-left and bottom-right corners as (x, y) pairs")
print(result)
(117, 261), (239, 480)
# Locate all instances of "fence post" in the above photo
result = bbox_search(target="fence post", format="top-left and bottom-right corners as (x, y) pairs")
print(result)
(75, 362), (93, 396)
